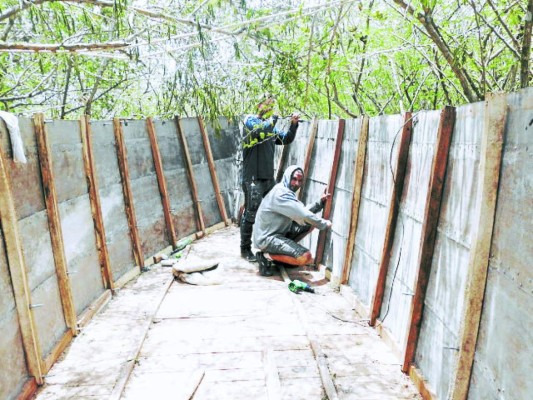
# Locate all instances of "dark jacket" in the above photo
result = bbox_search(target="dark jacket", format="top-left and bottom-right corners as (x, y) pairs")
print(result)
(242, 115), (298, 182)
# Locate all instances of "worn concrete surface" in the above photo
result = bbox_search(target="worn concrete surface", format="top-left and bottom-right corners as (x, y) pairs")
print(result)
(34, 226), (421, 400)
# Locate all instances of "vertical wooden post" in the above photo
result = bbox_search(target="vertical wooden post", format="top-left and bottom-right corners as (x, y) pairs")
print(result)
(80, 116), (114, 290)
(33, 113), (78, 336)
(299, 118), (318, 201)
(341, 116), (370, 284)
(275, 145), (290, 183)
(314, 119), (346, 267)
(146, 118), (178, 248)
(402, 106), (456, 372)
(174, 117), (206, 237)
(369, 112), (413, 324)
(113, 118), (144, 269)
(449, 93), (507, 399)
(197, 116), (230, 226)
(0, 142), (44, 384)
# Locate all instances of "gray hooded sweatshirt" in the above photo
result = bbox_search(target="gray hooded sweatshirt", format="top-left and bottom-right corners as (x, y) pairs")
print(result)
(253, 165), (330, 250)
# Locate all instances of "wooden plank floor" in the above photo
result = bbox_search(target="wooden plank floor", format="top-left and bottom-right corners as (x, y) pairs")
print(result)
(34, 226), (421, 400)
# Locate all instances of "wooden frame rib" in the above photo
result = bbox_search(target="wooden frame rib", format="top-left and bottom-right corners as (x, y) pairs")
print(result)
(80, 116), (114, 290)
(146, 117), (178, 248)
(299, 118), (318, 201)
(341, 116), (369, 284)
(314, 119), (346, 267)
(370, 112), (413, 324)
(33, 113), (77, 336)
(113, 118), (144, 269)
(402, 106), (456, 372)
(449, 93), (507, 400)
(0, 140), (44, 384)
(174, 117), (206, 236)
(197, 116), (230, 226)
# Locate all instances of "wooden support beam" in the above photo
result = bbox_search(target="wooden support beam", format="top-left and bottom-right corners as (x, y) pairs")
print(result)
(275, 144), (290, 183)
(402, 106), (456, 372)
(370, 112), (413, 324)
(449, 93), (507, 400)
(314, 119), (346, 267)
(113, 118), (144, 269)
(298, 118), (318, 201)
(0, 141), (44, 384)
(174, 117), (206, 236)
(341, 116), (369, 285)
(43, 329), (74, 373)
(80, 116), (114, 290)
(33, 113), (78, 336)
(197, 116), (230, 226)
(146, 118), (178, 248)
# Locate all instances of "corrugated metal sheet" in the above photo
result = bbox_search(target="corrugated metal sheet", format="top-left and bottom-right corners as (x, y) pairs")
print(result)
(90, 120), (136, 281)
(414, 103), (484, 397)
(469, 88), (533, 400)
(380, 110), (441, 351)
(323, 118), (362, 279)
(347, 114), (404, 307)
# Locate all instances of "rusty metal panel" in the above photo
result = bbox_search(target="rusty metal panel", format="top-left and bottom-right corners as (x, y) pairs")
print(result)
(152, 119), (197, 238)
(89, 120), (136, 281)
(122, 120), (167, 257)
(47, 120), (104, 315)
(468, 88), (533, 400)
(0, 229), (30, 400)
(322, 118), (361, 278)
(379, 110), (441, 349)
(347, 114), (404, 306)
(411, 103), (484, 397)
(180, 117), (221, 228)
(299, 120), (338, 257)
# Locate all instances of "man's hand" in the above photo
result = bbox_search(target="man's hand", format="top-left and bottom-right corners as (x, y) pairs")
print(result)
(321, 189), (331, 204)
(290, 112), (300, 125)
(325, 220), (332, 229)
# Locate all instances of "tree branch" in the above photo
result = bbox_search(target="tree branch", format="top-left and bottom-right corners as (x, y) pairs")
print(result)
(520, 0), (532, 87)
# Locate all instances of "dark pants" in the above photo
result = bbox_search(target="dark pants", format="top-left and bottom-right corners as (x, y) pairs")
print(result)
(262, 223), (313, 258)
(240, 179), (275, 251)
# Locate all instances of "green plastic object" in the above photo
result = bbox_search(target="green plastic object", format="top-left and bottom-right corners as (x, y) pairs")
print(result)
(288, 279), (315, 294)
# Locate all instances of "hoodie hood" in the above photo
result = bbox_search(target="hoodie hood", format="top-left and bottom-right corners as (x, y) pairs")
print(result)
(282, 165), (304, 190)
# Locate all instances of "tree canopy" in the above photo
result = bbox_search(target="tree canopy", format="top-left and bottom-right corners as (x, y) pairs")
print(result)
(0, 0), (531, 122)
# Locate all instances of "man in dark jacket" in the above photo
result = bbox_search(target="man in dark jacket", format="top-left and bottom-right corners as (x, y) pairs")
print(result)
(240, 95), (300, 261)
(253, 165), (331, 276)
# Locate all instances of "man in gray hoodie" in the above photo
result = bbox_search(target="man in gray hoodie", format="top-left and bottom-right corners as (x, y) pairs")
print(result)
(253, 165), (332, 276)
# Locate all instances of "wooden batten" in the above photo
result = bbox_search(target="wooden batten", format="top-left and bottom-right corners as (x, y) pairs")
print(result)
(299, 118), (318, 201)
(17, 377), (38, 400)
(402, 106), (456, 372)
(314, 119), (346, 267)
(33, 113), (78, 336)
(174, 117), (206, 235)
(197, 116), (230, 226)
(409, 365), (437, 400)
(77, 289), (112, 329)
(43, 329), (74, 373)
(113, 118), (145, 269)
(275, 144), (290, 183)
(340, 116), (369, 285)
(146, 118), (178, 248)
(0, 141), (44, 384)
(449, 93), (507, 400)
(370, 112), (413, 325)
(80, 116), (114, 290)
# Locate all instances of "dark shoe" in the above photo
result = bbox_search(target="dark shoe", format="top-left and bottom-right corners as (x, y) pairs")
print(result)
(241, 248), (257, 262)
(257, 252), (273, 277)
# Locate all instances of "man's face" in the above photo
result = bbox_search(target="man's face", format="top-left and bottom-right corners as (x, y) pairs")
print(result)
(258, 98), (275, 119)
(289, 170), (304, 192)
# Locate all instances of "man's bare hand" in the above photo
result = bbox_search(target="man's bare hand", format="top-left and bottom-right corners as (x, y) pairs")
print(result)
(325, 220), (332, 229)
(290, 113), (300, 124)
(321, 189), (331, 204)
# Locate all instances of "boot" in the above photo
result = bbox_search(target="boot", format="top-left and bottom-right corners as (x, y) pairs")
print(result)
(257, 252), (273, 277)
(241, 248), (257, 262)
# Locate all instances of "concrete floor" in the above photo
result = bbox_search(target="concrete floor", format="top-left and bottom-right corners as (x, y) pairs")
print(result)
(34, 226), (421, 400)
